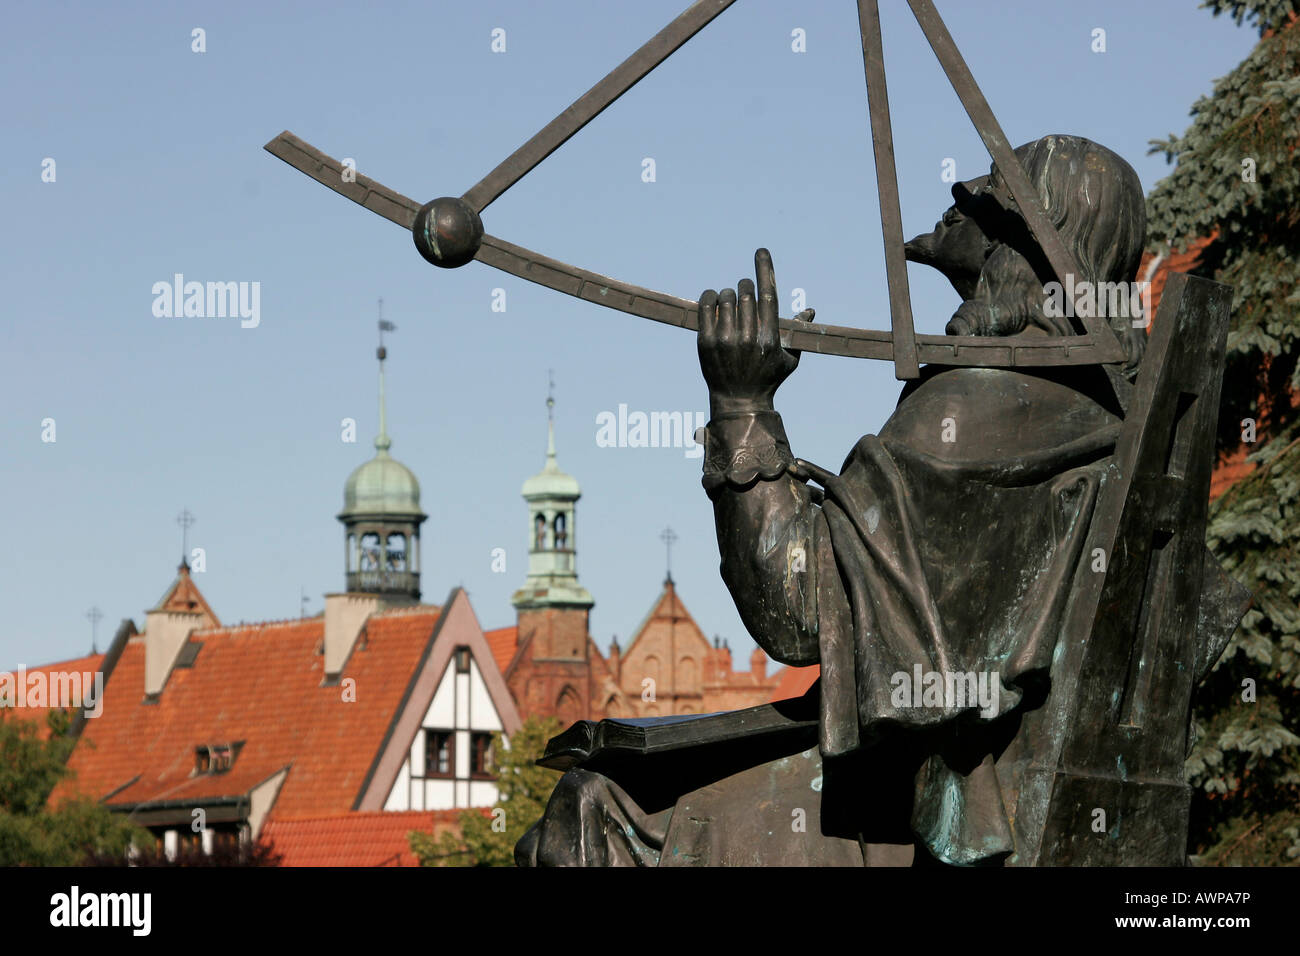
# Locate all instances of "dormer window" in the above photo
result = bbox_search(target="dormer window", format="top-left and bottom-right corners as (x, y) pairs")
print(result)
(194, 742), (240, 775)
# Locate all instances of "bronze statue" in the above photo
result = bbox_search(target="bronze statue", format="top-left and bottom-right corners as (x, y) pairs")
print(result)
(515, 135), (1246, 866)
(265, 0), (1248, 866)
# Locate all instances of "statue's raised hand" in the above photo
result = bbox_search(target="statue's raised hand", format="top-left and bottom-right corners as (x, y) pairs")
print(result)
(698, 248), (812, 417)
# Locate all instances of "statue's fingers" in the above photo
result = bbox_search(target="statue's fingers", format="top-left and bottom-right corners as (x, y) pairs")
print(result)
(755, 249), (780, 353)
(717, 287), (738, 346)
(737, 278), (757, 349)
(755, 248), (777, 321)
(698, 289), (719, 352)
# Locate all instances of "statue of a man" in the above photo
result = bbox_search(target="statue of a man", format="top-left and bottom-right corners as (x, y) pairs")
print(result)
(520, 134), (1151, 866)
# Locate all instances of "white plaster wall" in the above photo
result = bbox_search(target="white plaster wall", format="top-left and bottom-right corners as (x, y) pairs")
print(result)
(424, 779), (455, 810)
(468, 661), (502, 731)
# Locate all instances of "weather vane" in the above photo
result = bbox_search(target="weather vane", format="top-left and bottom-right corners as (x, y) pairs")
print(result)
(265, 0), (1125, 383)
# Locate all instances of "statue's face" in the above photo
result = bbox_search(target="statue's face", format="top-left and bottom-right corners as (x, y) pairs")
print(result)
(904, 175), (999, 300)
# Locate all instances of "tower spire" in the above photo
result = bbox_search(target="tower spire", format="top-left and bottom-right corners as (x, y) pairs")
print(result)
(375, 298), (394, 454)
(513, 368), (592, 665)
(338, 298), (426, 603)
(546, 368), (557, 465)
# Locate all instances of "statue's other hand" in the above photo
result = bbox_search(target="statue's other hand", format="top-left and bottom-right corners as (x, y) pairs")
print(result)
(698, 248), (809, 417)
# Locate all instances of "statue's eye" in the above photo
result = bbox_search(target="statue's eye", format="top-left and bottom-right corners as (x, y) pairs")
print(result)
(942, 206), (963, 226)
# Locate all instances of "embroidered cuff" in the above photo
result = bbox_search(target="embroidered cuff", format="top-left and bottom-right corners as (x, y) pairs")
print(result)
(701, 410), (795, 494)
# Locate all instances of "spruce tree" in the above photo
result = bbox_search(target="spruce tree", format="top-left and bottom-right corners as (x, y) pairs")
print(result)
(1146, 0), (1300, 864)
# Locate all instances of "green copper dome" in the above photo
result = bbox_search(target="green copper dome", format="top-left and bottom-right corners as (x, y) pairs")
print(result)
(340, 448), (425, 519)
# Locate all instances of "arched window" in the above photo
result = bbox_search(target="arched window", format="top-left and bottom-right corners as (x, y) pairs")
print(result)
(554, 512), (568, 549)
(557, 686), (581, 725)
(534, 513), (547, 550)
(386, 533), (407, 571)
(679, 657), (697, 691)
(359, 533), (380, 571)
(347, 533), (356, 571)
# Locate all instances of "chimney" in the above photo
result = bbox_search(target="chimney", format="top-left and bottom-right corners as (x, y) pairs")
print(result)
(323, 592), (381, 677)
(144, 608), (204, 697)
(750, 647), (767, 681)
(716, 639), (731, 672)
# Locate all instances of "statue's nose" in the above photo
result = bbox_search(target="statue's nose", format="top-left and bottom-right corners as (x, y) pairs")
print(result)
(903, 231), (936, 262)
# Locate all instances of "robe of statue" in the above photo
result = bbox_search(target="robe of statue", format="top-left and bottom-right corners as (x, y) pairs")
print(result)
(519, 361), (1125, 867)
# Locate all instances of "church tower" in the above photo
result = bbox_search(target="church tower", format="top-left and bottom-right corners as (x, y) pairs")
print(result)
(510, 390), (596, 723)
(338, 313), (426, 602)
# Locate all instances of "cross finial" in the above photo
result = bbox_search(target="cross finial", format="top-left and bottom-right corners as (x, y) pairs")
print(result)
(660, 526), (678, 584)
(300, 587), (311, 618)
(177, 509), (196, 566)
(85, 606), (103, 655)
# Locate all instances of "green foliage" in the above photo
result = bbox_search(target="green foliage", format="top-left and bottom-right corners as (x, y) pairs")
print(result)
(1146, 0), (1300, 865)
(408, 716), (563, 867)
(0, 709), (148, 866)
(1203, 0), (1300, 34)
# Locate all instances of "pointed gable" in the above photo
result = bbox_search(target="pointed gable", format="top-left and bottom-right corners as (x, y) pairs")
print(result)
(357, 589), (522, 812)
(153, 562), (220, 627)
(621, 578), (711, 664)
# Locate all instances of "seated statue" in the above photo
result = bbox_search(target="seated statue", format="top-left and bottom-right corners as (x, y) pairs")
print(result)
(517, 134), (1241, 867)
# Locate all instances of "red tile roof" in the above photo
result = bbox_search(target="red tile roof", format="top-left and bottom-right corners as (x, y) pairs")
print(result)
(51, 604), (444, 817)
(483, 626), (518, 675)
(1, 653), (106, 739)
(262, 809), (480, 867)
(770, 664), (819, 703)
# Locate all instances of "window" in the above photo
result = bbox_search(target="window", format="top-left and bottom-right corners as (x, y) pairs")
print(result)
(470, 732), (495, 779)
(359, 533), (381, 571)
(194, 742), (238, 775)
(454, 646), (471, 674)
(534, 513), (547, 550)
(386, 533), (407, 571)
(424, 730), (454, 778)
(554, 513), (567, 549)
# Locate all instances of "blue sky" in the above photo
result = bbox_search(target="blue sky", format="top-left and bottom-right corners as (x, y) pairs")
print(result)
(1, 1), (1258, 668)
